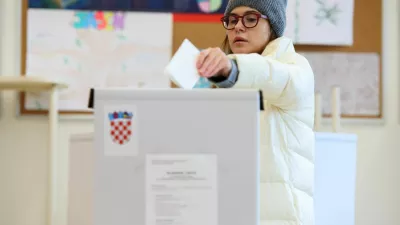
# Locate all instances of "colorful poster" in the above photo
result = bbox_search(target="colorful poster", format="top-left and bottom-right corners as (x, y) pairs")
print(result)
(28, 0), (354, 45)
(25, 9), (173, 112)
(28, 0), (228, 14)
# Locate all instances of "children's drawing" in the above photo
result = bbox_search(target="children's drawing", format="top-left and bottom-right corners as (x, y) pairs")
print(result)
(28, 0), (227, 14)
(284, 0), (354, 46)
(25, 9), (173, 112)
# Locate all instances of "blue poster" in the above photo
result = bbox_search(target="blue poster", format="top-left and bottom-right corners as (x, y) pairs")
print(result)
(28, 0), (229, 14)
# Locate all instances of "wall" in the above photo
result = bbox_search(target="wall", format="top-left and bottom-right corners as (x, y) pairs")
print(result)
(0, 2), (93, 225)
(0, 0), (399, 225)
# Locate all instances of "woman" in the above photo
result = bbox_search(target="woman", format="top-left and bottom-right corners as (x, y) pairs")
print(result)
(196, 0), (315, 225)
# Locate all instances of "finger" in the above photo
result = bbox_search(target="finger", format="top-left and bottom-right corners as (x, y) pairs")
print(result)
(202, 48), (226, 77)
(199, 48), (224, 75)
(196, 48), (211, 69)
(204, 66), (222, 78)
(199, 50), (219, 76)
(203, 56), (224, 78)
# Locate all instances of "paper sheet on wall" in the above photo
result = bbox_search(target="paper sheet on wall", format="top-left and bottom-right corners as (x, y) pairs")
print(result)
(300, 52), (380, 116)
(285, 0), (354, 45)
(25, 9), (173, 112)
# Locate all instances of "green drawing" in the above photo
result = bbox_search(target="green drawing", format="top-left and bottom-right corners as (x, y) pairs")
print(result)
(63, 56), (69, 64)
(35, 100), (42, 110)
(122, 64), (127, 72)
(315, 0), (341, 26)
(75, 38), (82, 47)
(117, 34), (127, 40)
(77, 64), (82, 72)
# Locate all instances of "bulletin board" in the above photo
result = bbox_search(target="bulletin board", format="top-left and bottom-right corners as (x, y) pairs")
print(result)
(19, 0), (382, 119)
(172, 0), (383, 119)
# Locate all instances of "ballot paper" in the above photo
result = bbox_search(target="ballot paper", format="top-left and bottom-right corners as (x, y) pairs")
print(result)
(164, 39), (201, 89)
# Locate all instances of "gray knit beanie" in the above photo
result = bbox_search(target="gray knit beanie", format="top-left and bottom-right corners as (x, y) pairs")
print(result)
(224, 0), (288, 37)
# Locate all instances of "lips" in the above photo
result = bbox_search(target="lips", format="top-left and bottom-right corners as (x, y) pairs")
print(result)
(234, 37), (247, 43)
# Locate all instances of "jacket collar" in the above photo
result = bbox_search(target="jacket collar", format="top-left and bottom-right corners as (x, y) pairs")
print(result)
(261, 36), (296, 59)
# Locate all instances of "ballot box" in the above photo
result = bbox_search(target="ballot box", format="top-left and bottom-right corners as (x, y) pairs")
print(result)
(92, 88), (261, 225)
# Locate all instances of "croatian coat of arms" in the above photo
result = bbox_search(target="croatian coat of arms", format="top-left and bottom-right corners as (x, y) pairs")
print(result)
(108, 111), (134, 145)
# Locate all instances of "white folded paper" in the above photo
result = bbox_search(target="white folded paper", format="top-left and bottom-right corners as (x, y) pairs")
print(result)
(164, 39), (201, 89)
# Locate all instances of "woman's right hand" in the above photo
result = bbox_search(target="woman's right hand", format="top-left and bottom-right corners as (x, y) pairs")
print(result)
(196, 47), (232, 78)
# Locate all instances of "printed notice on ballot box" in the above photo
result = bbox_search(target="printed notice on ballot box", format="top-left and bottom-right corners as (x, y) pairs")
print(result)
(145, 154), (218, 225)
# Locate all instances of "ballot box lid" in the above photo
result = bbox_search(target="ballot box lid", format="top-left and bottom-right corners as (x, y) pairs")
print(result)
(87, 88), (264, 110)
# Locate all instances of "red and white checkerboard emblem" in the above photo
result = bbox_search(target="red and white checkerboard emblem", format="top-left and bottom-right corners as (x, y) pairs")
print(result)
(108, 111), (134, 145)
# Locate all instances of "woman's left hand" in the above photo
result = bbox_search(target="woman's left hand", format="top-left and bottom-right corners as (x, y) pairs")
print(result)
(196, 47), (232, 78)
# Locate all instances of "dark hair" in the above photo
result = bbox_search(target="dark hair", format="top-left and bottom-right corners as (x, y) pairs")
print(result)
(221, 31), (277, 54)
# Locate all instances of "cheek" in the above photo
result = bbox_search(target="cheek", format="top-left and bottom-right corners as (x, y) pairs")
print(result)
(227, 31), (235, 43)
(252, 25), (271, 44)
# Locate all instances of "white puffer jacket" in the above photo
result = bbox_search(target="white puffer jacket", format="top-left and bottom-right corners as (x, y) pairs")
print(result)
(228, 37), (315, 225)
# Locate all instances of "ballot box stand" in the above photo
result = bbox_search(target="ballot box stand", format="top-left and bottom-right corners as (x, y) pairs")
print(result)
(91, 88), (261, 225)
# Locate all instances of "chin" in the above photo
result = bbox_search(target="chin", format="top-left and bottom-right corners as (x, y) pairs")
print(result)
(231, 47), (251, 54)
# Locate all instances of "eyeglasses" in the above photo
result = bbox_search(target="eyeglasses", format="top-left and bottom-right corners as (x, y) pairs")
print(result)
(220, 13), (268, 30)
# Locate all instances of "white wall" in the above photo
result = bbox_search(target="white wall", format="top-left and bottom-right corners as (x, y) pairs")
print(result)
(0, 2), (93, 225)
(0, 0), (399, 225)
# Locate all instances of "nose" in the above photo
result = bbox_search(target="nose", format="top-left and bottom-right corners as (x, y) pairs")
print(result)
(234, 18), (246, 32)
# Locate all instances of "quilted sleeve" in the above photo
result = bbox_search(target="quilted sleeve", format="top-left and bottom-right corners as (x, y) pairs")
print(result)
(229, 53), (314, 110)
